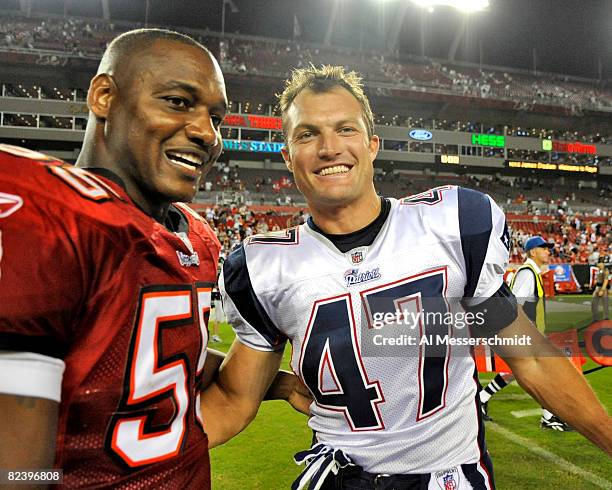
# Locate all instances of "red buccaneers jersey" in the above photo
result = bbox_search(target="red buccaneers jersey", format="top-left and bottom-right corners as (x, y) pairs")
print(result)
(0, 145), (219, 488)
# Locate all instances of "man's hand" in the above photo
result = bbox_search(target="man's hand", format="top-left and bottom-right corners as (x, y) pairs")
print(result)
(288, 377), (313, 416)
(265, 370), (312, 415)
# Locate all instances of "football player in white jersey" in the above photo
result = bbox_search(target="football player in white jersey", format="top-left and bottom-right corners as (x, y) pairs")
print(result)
(207, 66), (612, 489)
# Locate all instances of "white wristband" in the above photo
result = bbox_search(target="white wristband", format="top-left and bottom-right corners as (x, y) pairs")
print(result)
(0, 351), (65, 402)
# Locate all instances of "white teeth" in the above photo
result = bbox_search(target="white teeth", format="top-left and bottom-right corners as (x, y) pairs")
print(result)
(167, 152), (203, 167)
(170, 159), (198, 172)
(318, 165), (350, 176)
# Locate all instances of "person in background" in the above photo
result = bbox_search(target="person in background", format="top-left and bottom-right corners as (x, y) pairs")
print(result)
(480, 236), (573, 431)
(591, 258), (610, 321)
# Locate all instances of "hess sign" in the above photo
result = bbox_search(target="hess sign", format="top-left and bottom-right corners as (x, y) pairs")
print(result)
(409, 129), (433, 141)
(471, 133), (505, 148)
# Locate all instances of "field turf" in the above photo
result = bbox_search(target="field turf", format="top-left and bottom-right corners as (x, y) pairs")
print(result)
(209, 295), (612, 489)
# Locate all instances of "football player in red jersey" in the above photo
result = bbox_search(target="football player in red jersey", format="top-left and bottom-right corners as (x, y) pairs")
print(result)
(0, 29), (304, 488)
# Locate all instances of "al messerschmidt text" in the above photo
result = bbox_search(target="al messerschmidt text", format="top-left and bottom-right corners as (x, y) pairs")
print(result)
(372, 334), (532, 347)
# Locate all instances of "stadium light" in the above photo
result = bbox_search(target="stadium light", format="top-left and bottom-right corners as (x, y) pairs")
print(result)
(410, 0), (489, 13)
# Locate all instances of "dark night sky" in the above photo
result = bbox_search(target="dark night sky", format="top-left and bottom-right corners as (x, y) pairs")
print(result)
(2, 0), (610, 79)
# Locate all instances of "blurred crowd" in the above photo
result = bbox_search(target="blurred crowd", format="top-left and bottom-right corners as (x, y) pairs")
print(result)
(509, 214), (610, 265)
(1, 13), (611, 112)
(200, 200), (609, 266)
(0, 15), (114, 57)
(218, 37), (612, 112)
(201, 203), (307, 261)
(1, 11), (609, 264)
(3, 81), (611, 167)
(197, 162), (611, 265)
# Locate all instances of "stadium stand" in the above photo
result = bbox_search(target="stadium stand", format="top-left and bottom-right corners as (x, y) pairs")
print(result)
(2, 78), (610, 154)
(1, 12), (612, 113)
(193, 198), (610, 267)
(0, 10), (610, 268)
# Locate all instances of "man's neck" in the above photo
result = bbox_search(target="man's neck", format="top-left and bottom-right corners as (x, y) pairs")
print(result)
(526, 257), (544, 271)
(309, 192), (382, 235)
(77, 159), (170, 224)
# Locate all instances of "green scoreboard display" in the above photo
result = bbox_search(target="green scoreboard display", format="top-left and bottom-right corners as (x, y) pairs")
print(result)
(471, 133), (505, 148)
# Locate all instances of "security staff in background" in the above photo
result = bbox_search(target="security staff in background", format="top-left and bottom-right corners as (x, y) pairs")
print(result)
(591, 257), (610, 321)
(480, 236), (572, 431)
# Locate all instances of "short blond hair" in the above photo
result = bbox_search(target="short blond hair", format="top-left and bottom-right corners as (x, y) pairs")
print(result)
(277, 65), (374, 139)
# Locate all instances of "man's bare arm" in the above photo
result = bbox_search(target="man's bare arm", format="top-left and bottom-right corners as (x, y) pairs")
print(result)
(203, 346), (311, 414)
(493, 308), (612, 456)
(264, 370), (312, 415)
(0, 394), (58, 489)
(199, 340), (283, 448)
(200, 348), (226, 391)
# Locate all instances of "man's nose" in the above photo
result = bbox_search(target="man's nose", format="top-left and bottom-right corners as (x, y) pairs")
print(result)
(186, 113), (218, 147)
(317, 132), (341, 160)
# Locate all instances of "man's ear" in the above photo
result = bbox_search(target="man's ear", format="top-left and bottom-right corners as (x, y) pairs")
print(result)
(368, 134), (380, 161)
(87, 73), (117, 119)
(281, 145), (293, 172)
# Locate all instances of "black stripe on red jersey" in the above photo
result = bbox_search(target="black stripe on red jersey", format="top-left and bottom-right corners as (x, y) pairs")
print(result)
(458, 187), (493, 298)
(0, 332), (67, 359)
(222, 243), (286, 348)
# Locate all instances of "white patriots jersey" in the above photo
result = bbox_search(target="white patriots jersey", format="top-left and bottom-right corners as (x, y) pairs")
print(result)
(220, 186), (509, 478)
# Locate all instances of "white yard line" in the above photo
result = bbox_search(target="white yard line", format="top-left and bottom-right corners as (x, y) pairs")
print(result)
(510, 408), (542, 418)
(495, 394), (530, 400)
(487, 423), (612, 489)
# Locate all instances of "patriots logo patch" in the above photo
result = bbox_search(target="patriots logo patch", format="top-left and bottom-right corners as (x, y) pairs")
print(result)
(344, 267), (381, 287)
(0, 192), (24, 218)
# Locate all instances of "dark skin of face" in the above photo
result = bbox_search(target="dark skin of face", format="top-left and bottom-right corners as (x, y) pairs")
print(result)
(79, 39), (228, 222)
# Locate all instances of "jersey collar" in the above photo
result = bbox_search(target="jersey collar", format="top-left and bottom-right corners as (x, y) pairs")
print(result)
(303, 198), (396, 264)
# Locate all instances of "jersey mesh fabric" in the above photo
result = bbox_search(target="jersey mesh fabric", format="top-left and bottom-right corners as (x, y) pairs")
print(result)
(65, 439), (210, 489)
(0, 148), (218, 488)
(222, 186), (507, 474)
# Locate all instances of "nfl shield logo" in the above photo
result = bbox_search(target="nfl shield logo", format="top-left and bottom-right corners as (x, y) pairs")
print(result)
(435, 467), (460, 490)
(443, 475), (457, 490)
(351, 251), (363, 264)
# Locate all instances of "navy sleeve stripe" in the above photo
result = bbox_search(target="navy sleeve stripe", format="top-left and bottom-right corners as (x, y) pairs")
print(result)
(222, 244), (286, 347)
(458, 187), (493, 298)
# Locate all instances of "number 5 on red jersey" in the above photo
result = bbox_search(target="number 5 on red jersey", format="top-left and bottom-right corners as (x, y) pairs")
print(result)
(108, 284), (211, 467)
